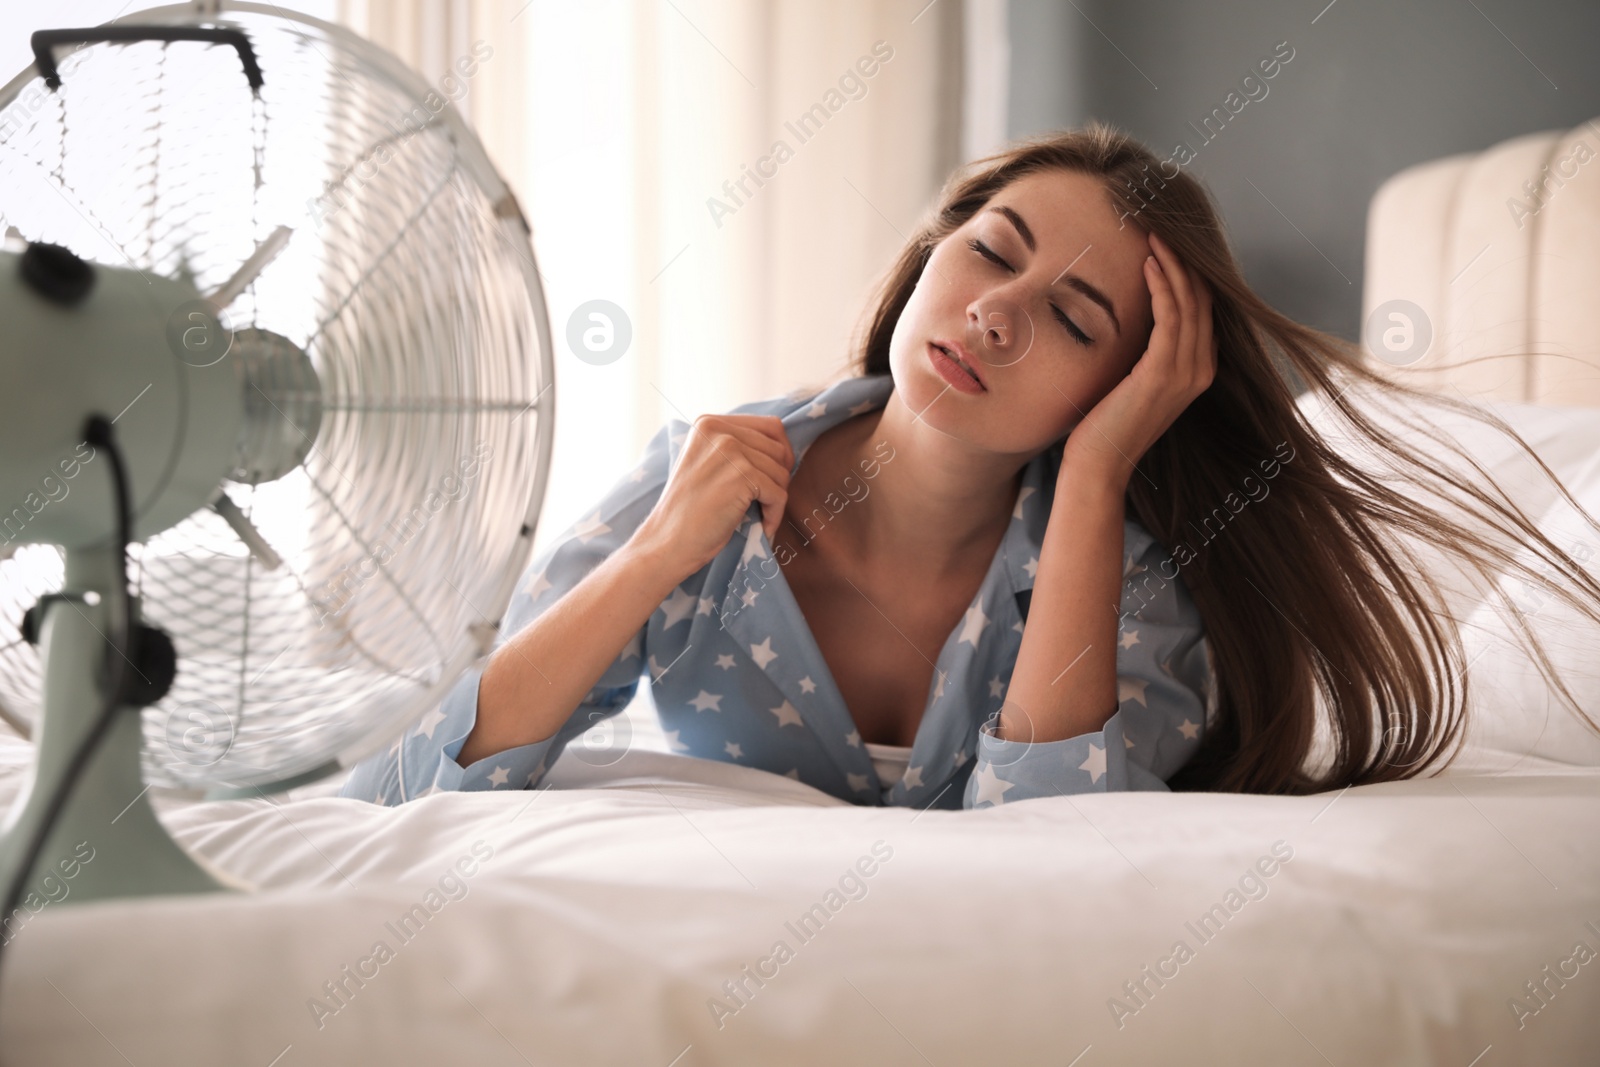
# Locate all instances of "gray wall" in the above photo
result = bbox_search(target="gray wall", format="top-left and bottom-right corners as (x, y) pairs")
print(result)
(1007, 0), (1600, 345)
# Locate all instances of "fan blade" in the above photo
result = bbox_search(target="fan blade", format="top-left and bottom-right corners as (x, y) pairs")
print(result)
(206, 225), (293, 308)
(210, 490), (283, 571)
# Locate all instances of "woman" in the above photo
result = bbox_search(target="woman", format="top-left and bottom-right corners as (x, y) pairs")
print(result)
(341, 123), (1600, 809)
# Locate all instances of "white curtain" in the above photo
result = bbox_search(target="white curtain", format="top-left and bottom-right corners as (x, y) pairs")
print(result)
(335, 0), (531, 197)
(338, 0), (966, 557)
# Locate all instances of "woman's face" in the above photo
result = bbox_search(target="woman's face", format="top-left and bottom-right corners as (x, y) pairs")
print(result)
(888, 168), (1157, 459)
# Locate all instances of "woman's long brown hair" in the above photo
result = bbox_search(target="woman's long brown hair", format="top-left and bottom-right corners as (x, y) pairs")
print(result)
(846, 122), (1600, 794)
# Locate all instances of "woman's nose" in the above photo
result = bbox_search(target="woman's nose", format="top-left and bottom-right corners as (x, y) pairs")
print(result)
(968, 292), (1035, 368)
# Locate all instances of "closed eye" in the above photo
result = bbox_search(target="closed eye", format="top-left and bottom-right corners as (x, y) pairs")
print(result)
(967, 238), (1094, 348)
(968, 236), (1011, 271)
(1051, 304), (1093, 347)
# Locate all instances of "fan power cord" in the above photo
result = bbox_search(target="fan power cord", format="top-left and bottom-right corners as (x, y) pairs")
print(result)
(0, 414), (132, 995)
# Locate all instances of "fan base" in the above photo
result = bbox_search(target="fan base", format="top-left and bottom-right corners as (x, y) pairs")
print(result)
(0, 573), (252, 921)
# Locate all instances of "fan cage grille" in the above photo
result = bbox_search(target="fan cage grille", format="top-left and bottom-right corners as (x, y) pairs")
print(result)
(0, 5), (554, 792)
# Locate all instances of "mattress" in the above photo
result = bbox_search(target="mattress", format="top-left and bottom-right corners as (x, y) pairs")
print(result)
(3, 385), (1600, 1064)
(1, 744), (1597, 1065)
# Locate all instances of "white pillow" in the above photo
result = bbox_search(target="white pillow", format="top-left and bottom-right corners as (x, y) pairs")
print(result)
(1294, 382), (1600, 776)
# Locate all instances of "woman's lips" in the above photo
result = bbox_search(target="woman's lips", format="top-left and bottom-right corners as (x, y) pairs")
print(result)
(927, 341), (986, 394)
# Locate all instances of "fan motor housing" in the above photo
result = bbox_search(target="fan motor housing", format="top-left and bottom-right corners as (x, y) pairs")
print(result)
(0, 246), (246, 551)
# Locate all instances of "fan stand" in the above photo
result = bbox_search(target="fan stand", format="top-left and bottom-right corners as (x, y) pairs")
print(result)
(0, 542), (249, 909)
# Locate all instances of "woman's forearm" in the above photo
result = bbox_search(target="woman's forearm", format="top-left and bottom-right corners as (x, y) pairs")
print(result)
(1001, 468), (1127, 744)
(456, 538), (685, 767)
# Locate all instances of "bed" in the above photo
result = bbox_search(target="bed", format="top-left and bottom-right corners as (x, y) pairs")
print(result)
(3, 737), (1599, 1065)
(3, 121), (1600, 1065)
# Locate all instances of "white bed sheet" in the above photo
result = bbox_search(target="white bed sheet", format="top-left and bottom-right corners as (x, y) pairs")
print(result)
(2, 742), (1597, 1066)
(5, 386), (1600, 1064)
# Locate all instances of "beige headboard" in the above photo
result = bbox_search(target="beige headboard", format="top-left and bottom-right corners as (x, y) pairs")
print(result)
(1361, 116), (1600, 406)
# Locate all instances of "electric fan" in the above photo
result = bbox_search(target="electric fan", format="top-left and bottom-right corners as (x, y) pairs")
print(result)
(0, 2), (555, 914)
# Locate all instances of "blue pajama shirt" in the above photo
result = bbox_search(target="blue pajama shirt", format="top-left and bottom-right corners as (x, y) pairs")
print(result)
(339, 372), (1213, 810)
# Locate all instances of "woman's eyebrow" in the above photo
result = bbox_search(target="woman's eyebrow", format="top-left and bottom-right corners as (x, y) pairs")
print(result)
(1058, 273), (1121, 337)
(990, 205), (1037, 251)
(987, 205), (1121, 336)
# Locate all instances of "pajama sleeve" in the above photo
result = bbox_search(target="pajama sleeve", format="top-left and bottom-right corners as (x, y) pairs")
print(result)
(338, 422), (676, 805)
(963, 523), (1212, 808)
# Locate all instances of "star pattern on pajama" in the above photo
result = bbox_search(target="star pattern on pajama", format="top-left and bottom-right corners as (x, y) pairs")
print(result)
(339, 373), (1212, 811)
